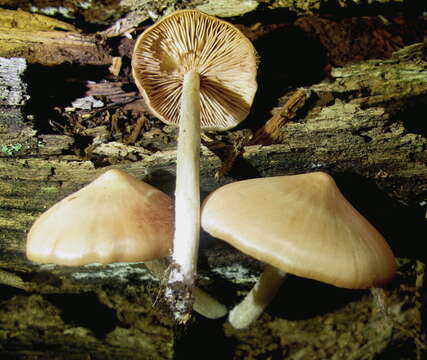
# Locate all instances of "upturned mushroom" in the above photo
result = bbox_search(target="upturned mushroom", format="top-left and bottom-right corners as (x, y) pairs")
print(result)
(132, 9), (257, 317)
(26, 169), (227, 319)
(201, 172), (396, 329)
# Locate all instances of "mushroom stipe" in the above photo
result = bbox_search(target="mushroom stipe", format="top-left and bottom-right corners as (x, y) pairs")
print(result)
(132, 9), (257, 321)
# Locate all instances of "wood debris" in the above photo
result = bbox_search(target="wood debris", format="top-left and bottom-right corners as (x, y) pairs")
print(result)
(0, 9), (111, 65)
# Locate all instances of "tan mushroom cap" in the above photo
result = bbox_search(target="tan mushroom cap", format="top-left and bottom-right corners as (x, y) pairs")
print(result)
(201, 172), (396, 289)
(132, 9), (257, 131)
(26, 169), (173, 266)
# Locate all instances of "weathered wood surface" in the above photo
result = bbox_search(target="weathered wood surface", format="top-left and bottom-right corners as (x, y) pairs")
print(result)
(1, 0), (423, 36)
(250, 42), (427, 203)
(0, 36), (426, 360)
(0, 9), (112, 66)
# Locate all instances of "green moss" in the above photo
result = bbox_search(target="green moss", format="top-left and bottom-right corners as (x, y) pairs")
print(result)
(1, 143), (24, 156)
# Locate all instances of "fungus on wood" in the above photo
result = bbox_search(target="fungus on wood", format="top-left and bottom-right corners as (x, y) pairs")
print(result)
(201, 172), (396, 329)
(131, 9), (257, 320)
(26, 169), (227, 320)
(27, 169), (173, 265)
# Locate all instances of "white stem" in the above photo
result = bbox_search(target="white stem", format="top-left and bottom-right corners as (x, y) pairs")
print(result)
(169, 69), (201, 287)
(192, 287), (227, 319)
(229, 265), (287, 329)
(145, 259), (227, 319)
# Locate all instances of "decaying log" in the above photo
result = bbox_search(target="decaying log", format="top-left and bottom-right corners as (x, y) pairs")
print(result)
(251, 43), (426, 201)
(0, 9), (112, 66)
(2, 0), (423, 44)
(0, 36), (426, 360)
(0, 30), (112, 65)
(1, 0), (422, 30)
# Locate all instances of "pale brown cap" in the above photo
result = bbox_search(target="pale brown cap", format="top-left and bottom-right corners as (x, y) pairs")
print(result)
(26, 169), (173, 266)
(201, 172), (396, 289)
(132, 9), (257, 131)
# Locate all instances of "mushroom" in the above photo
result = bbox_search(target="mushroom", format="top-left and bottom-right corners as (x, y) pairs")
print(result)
(131, 9), (257, 316)
(201, 172), (396, 329)
(26, 169), (227, 319)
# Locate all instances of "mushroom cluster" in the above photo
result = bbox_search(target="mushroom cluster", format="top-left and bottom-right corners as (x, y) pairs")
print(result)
(25, 10), (396, 330)
(132, 9), (257, 318)
(26, 170), (395, 327)
(201, 172), (396, 329)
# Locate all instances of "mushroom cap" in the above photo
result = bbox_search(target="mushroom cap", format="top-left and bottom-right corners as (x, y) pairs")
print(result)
(132, 9), (257, 131)
(201, 172), (396, 289)
(26, 169), (173, 266)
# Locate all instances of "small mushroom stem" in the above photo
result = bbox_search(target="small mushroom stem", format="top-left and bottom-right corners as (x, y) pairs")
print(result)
(192, 287), (227, 319)
(229, 265), (287, 329)
(166, 69), (201, 319)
